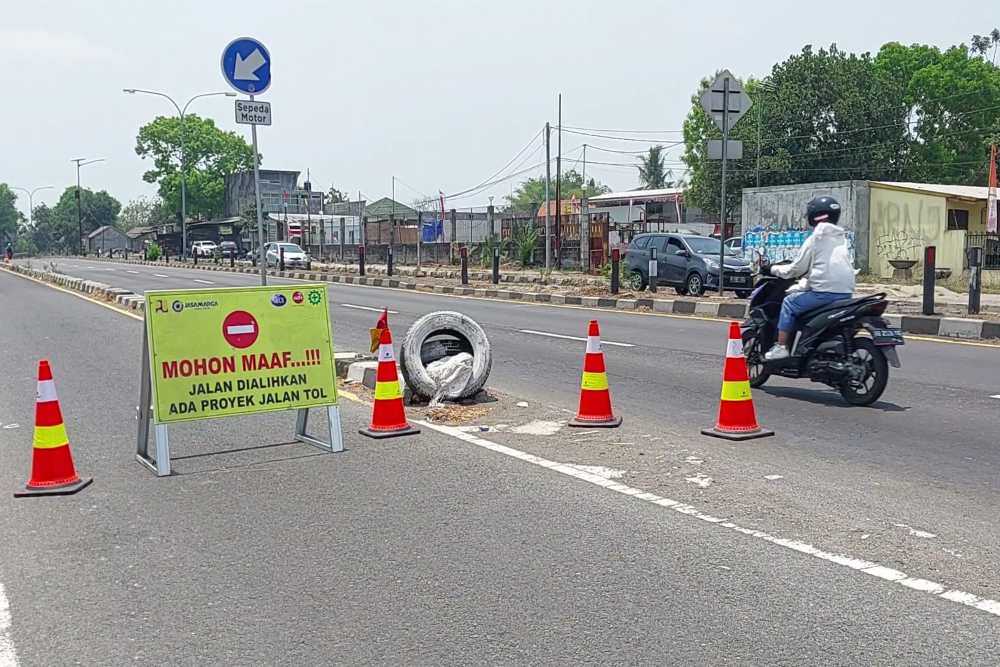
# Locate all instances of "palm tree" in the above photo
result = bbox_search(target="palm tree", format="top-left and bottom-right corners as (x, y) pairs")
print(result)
(637, 145), (673, 189)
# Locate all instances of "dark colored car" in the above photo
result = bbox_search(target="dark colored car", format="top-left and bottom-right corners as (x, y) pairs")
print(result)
(218, 241), (239, 258)
(624, 233), (754, 297)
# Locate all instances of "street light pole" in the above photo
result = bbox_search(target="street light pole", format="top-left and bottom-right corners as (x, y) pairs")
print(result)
(70, 158), (105, 255)
(12, 185), (54, 227)
(123, 89), (236, 258)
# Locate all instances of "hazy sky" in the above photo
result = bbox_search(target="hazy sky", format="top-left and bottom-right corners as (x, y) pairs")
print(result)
(1, 0), (994, 217)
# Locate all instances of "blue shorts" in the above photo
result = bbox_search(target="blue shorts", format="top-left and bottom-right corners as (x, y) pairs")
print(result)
(778, 291), (851, 333)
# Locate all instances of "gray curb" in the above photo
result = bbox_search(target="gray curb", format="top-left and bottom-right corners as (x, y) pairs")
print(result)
(11, 258), (1000, 342)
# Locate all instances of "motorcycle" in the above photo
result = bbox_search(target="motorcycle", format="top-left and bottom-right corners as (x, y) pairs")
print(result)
(740, 258), (904, 406)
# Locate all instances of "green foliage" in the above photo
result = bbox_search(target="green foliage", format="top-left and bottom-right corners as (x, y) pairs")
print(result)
(119, 196), (174, 231)
(637, 146), (673, 189)
(682, 41), (1000, 219)
(478, 234), (504, 268)
(134, 114), (255, 220)
(146, 242), (162, 261)
(599, 257), (629, 284)
(506, 169), (610, 212)
(39, 187), (122, 252)
(512, 222), (538, 266)
(0, 184), (18, 243)
(327, 185), (347, 205)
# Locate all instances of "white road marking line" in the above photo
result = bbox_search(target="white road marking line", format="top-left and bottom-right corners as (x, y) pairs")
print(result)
(192, 279), (214, 285)
(519, 329), (634, 348)
(126, 270), (139, 274)
(153, 274), (169, 278)
(991, 395), (1000, 399)
(0, 579), (18, 666)
(341, 304), (398, 314)
(415, 418), (1000, 620)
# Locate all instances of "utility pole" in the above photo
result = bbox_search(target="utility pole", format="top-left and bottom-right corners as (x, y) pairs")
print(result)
(582, 144), (587, 190)
(544, 122), (552, 270)
(555, 94), (562, 270)
(71, 157), (105, 255)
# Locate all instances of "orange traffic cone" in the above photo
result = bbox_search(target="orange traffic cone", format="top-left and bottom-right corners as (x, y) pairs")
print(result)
(701, 322), (774, 441)
(15, 360), (93, 497)
(359, 326), (420, 439)
(569, 320), (622, 428)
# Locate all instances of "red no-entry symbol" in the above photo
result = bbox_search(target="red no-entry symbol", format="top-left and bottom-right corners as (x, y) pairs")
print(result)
(222, 310), (259, 348)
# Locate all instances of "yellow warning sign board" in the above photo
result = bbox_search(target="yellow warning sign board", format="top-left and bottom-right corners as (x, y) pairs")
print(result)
(144, 284), (337, 424)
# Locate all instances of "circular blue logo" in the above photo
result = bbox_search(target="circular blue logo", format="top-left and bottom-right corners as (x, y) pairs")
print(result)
(271, 293), (287, 307)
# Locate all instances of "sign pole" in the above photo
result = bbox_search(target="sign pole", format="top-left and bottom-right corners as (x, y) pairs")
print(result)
(719, 76), (730, 295)
(250, 94), (266, 286)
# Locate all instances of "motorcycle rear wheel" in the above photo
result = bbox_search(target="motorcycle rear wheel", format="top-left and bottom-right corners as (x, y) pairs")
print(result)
(839, 338), (889, 406)
(742, 331), (771, 388)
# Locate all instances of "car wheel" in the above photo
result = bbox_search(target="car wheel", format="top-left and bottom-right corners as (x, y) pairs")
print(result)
(628, 271), (647, 292)
(686, 272), (704, 297)
(736, 290), (752, 299)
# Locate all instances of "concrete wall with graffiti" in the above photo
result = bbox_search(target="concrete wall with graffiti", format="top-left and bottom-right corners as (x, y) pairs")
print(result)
(868, 186), (965, 279)
(741, 181), (870, 269)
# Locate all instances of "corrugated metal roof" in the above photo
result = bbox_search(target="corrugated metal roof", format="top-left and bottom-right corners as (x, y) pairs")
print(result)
(871, 181), (989, 201)
(589, 187), (684, 202)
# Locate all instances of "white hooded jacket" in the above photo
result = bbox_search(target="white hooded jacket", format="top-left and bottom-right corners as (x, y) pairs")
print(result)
(771, 222), (855, 294)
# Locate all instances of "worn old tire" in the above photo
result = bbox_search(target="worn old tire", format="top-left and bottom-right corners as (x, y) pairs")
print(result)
(399, 311), (492, 400)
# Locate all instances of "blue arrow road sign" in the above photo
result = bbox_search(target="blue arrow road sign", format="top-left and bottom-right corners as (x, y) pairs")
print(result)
(221, 37), (271, 95)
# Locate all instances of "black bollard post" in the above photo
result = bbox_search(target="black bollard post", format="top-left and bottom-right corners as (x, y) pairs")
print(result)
(492, 245), (500, 285)
(648, 246), (658, 293)
(279, 246), (285, 272)
(193, 250), (197, 266)
(460, 246), (469, 286)
(922, 245), (936, 315)
(968, 246), (983, 315)
(358, 244), (366, 276)
(610, 248), (620, 295)
(387, 245), (394, 277)
(230, 252), (235, 268)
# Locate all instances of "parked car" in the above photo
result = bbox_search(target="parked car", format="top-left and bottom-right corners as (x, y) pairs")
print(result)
(191, 241), (218, 258)
(724, 236), (743, 254)
(264, 242), (311, 269)
(624, 233), (754, 298)
(218, 241), (239, 258)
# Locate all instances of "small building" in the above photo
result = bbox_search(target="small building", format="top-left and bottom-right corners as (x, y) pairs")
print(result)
(741, 180), (995, 280)
(588, 188), (724, 239)
(86, 226), (129, 254)
(223, 169), (323, 220)
(126, 226), (156, 253)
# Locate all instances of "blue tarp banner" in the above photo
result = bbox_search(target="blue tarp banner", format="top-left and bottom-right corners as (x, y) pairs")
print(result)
(422, 220), (444, 242)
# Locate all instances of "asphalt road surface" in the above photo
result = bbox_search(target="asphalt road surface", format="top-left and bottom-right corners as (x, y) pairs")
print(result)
(1, 261), (997, 664)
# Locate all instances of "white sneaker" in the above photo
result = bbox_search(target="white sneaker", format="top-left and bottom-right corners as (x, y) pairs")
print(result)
(764, 344), (789, 361)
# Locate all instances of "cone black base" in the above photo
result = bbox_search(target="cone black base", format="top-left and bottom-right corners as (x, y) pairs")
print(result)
(359, 425), (421, 440)
(700, 427), (774, 442)
(14, 477), (93, 498)
(569, 416), (622, 428)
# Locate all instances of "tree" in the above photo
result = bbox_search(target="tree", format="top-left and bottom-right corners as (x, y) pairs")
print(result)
(637, 146), (673, 189)
(327, 185), (347, 205)
(134, 114), (255, 220)
(505, 169), (610, 211)
(0, 184), (18, 243)
(48, 187), (122, 251)
(119, 196), (174, 231)
(682, 45), (908, 219)
(28, 203), (57, 252)
(971, 28), (1000, 64)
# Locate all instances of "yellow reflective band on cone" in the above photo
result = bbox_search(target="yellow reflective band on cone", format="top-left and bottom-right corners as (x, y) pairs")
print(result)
(374, 380), (402, 401)
(581, 372), (609, 391)
(720, 380), (752, 402)
(33, 424), (69, 449)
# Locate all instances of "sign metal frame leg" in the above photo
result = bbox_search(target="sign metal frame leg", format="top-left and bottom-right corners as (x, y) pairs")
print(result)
(136, 325), (173, 476)
(295, 405), (345, 454)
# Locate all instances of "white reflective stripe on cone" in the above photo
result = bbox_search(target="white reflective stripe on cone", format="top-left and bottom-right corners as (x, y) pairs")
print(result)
(726, 339), (744, 358)
(586, 336), (602, 354)
(378, 344), (395, 362)
(36, 379), (58, 403)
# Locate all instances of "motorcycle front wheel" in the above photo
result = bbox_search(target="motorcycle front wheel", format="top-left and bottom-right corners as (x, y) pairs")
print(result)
(742, 331), (771, 388)
(839, 338), (889, 406)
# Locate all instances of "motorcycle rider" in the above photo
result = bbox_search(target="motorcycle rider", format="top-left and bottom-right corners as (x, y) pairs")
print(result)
(764, 196), (856, 361)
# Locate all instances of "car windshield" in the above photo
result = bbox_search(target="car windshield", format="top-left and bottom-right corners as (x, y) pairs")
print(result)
(684, 237), (722, 254)
(686, 237), (739, 256)
(278, 243), (304, 252)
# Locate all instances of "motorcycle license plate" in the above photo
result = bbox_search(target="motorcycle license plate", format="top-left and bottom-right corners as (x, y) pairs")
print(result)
(872, 328), (905, 346)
